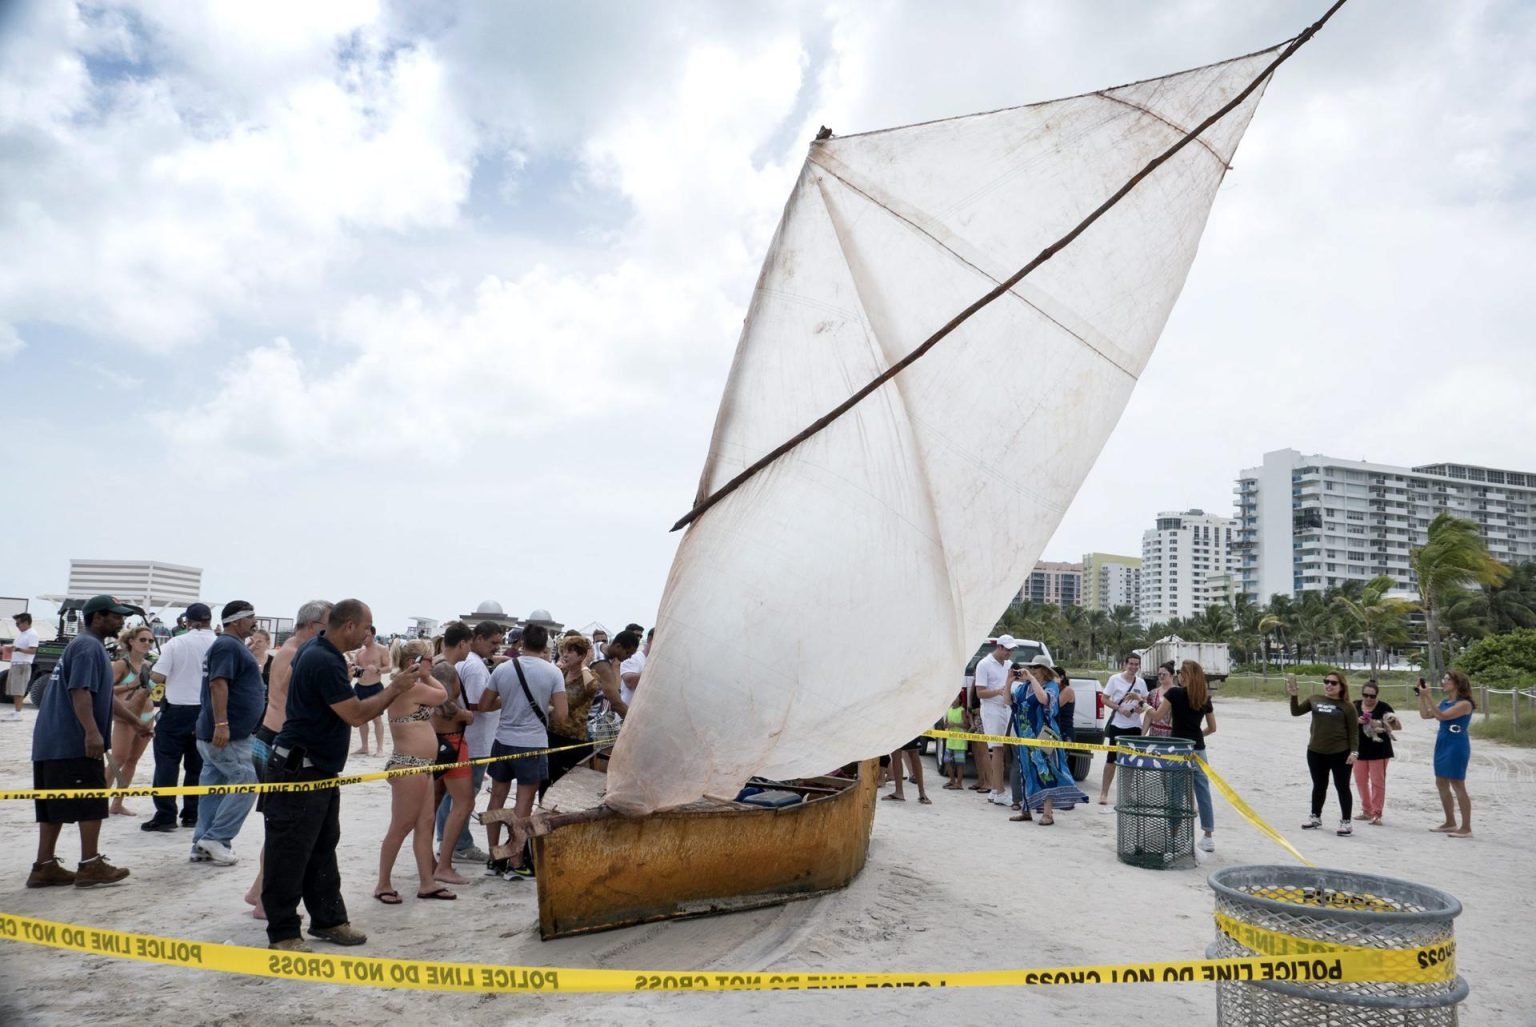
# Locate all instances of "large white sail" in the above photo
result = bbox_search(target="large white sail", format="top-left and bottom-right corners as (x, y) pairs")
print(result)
(606, 49), (1281, 815)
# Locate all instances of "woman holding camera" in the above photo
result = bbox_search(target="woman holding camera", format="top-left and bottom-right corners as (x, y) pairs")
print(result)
(1287, 671), (1359, 836)
(1418, 671), (1475, 838)
(1009, 657), (1087, 825)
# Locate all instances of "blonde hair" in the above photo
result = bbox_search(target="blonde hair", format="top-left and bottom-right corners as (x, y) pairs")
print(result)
(1179, 660), (1209, 710)
(393, 638), (432, 672)
(118, 624), (152, 649)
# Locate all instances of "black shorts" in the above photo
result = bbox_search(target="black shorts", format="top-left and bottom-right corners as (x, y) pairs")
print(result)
(899, 737), (923, 752)
(486, 741), (547, 786)
(34, 758), (110, 824)
(354, 683), (384, 701)
(1105, 723), (1142, 765)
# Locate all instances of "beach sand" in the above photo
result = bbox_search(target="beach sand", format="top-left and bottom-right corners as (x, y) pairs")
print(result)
(0, 696), (1530, 1025)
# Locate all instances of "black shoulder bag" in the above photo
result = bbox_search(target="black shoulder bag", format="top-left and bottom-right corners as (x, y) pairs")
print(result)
(513, 658), (549, 729)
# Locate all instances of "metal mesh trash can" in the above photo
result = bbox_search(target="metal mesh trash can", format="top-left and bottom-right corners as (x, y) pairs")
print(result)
(1207, 865), (1468, 1025)
(1115, 735), (1196, 869)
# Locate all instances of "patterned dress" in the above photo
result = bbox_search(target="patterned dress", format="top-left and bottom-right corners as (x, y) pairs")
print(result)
(1011, 679), (1089, 812)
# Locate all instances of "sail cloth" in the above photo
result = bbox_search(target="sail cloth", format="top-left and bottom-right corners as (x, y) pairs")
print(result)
(605, 49), (1281, 815)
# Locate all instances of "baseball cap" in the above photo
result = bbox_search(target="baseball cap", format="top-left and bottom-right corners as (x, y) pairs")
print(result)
(995, 634), (1019, 650)
(82, 595), (146, 619)
(185, 602), (213, 623)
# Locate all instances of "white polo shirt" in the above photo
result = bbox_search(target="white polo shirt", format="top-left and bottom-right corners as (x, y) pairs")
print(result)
(973, 654), (1011, 713)
(456, 655), (498, 759)
(153, 628), (217, 706)
(11, 628), (38, 665)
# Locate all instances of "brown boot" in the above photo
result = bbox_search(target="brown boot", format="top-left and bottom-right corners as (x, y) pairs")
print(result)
(308, 922), (366, 946)
(26, 858), (77, 888)
(74, 854), (130, 888)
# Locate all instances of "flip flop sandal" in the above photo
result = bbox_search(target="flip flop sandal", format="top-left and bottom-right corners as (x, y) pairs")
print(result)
(373, 890), (402, 905)
(881, 794), (906, 802)
(1009, 813), (1032, 822)
(417, 887), (457, 900)
(918, 797), (932, 805)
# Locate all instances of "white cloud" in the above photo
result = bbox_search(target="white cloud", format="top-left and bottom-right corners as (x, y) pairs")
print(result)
(0, 322), (23, 359)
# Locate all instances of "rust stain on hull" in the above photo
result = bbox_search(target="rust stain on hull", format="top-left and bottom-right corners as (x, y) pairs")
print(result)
(532, 760), (878, 940)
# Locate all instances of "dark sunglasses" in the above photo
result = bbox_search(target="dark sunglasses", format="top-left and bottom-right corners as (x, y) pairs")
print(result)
(1324, 678), (1342, 686)
(1362, 692), (1378, 698)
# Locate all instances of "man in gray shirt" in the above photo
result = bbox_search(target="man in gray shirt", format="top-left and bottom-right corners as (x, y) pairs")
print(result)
(480, 624), (566, 880)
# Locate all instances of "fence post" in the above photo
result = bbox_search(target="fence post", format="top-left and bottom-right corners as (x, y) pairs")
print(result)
(1481, 685), (1489, 722)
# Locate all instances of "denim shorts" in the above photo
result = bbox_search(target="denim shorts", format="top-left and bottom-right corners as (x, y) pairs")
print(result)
(486, 740), (548, 785)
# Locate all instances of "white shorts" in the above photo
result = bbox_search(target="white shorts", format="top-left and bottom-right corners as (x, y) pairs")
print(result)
(979, 705), (1010, 747)
(5, 662), (32, 697)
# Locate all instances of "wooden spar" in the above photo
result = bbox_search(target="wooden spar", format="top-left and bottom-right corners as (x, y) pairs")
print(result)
(670, 0), (1350, 533)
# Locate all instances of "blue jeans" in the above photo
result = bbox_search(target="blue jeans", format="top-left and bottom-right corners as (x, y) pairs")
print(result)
(435, 761), (486, 851)
(193, 737), (258, 848)
(1190, 750), (1215, 835)
(150, 703), (203, 824)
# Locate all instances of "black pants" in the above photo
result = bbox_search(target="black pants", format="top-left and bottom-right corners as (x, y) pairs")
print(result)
(538, 734), (588, 800)
(261, 774), (348, 944)
(1307, 748), (1353, 820)
(150, 704), (203, 824)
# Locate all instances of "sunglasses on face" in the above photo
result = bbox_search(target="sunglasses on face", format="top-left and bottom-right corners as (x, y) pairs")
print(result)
(1363, 692), (1378, 698)
(1324, 679), (1341, 686)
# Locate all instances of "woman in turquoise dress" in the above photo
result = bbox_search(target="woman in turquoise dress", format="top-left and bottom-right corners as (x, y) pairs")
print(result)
(1417, 670), (1475, 838)
(1010, 658), (1088, 825)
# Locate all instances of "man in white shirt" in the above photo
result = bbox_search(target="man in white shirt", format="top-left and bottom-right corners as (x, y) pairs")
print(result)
(432, 621), (502, 866)
(619, 628), (651, 707)
(1098, 653), (1148, 805)
(973, 636), (1019, 805)
(143, 602), (217, 831)
(6, 612), (39, 720)
(480, 624), (566, 880)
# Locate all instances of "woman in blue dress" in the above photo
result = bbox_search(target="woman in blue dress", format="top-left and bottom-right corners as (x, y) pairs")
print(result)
(1009, 656), (1087, 825)
(1416, 670), (1475, 838)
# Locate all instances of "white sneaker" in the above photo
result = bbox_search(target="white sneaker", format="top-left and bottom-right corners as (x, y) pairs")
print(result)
(195, 838), (239, 865)
(1197, 835), (1215, 852)
(988, 791), (1005, 805)
(2, 711), (22, 721)
(1301, 814), (1322, 830)
(1336, 819), (1353, 837)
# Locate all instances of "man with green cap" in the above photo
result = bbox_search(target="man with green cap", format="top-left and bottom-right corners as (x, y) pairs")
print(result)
(28, 595), (154, 888)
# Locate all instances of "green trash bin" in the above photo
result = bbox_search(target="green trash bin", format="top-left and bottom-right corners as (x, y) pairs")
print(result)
(1116, 735), (1197, 869)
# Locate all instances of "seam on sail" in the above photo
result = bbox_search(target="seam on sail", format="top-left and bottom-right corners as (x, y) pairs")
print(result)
(1093, 91), (1230, 167)
(810, 172), (982, 654)
(808, 151), (1139, 382)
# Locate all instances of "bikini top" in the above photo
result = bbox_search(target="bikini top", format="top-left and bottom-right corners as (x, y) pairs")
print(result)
(389, 704), (434, 724)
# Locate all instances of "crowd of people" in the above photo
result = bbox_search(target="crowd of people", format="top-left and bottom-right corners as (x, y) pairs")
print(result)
(16, 600), (1480, 955)
(19, 597), (651, 953)
(893, 641), (1479, 853)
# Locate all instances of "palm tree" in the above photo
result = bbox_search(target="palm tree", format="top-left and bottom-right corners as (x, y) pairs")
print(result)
(1107, 605), (1139, 659)
(1058, 604), (1087, 662)
(1257, 611), (1286, 675)
(1485, 561), (1536, 634)
(1410, 513), (1508, 681)
(1085, 608), (1110, 664)
(1333, 575), (1416, 678)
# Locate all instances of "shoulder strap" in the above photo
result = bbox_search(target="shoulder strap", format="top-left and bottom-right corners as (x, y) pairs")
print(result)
(512, 658), (549, 729)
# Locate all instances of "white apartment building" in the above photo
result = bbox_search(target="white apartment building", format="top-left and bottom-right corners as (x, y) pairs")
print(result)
(1017, 561), (1083, 607)
(1140, 510), (1235, 626)
(1235, 449), (1536, 602)
(1081, 552), (1141, 616)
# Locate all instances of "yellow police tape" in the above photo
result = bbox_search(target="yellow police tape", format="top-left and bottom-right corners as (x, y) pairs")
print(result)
(0, 911), (1452, 991)
(1214, 912), (1456, 981)
(923, 729), (1313, 867)
(0, 740), (601, 802)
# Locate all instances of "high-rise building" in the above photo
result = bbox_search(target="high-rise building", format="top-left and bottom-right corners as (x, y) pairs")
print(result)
(1081, 552), (1141, 616)
(1018, 561), (1083, 607)
(1234, 449), (1536, 603)
(1140, 510), (1235, 626)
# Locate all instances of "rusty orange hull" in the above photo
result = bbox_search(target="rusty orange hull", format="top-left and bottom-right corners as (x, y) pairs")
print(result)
(529, 760), (878, 940)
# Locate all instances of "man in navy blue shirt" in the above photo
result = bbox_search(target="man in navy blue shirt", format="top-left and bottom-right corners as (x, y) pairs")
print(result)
(189, 600), (267, 867)
(29, 595), (152, 888)
(262, 598), (425, 952)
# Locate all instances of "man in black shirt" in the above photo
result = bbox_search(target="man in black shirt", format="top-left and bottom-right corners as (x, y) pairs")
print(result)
(261, 599), (425, 951)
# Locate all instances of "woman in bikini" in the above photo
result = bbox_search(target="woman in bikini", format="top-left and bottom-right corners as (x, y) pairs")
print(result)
(375, 639), (455, 904)
(108, 624), (158, 815)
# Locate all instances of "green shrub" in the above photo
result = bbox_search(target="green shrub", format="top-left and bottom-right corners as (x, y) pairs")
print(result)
(1456, 629), (1536, 678)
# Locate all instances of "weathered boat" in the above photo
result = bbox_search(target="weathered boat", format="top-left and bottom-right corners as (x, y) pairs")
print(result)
(490, 759), (877, 940)
(497, 6), (1340, 940)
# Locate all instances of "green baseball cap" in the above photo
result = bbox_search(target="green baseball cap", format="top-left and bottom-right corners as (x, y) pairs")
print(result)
(82, 594), (146, 618)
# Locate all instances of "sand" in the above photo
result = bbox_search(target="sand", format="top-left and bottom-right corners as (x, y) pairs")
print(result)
(0, 696), (1531, 1026)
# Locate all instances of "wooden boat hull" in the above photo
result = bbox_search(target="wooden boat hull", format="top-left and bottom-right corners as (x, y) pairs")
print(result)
(527, 759), (878, 940)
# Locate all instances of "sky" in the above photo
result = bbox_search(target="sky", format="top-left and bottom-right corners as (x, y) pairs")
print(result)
(1, 0), (1532, 635)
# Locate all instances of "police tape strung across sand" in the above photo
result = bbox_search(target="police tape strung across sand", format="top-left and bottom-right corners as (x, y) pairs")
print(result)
(0, 740), (600, 802)
(0, 912), (1455, 992)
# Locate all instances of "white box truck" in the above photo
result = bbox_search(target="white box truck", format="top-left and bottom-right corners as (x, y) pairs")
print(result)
(1137, 635), (1231, 683)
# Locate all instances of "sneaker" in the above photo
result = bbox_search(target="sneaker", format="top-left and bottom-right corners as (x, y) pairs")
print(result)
(307, 922), (367, 947)
(453, 845), (489, 864)
(502, 863), (534, 881)
(269, 938), (313, 952)
(2, 711), (22, 722)
(188, 848), (211, 863)
(485, 857), (509, 877)
(140, 819), (178, 833)
(1197, 836), (1215, 853)
(196, 838), (239, 866)
(74, 854), (130, 888)
(26, 858), (77, 888)
(1301, 814), (1322, 830)
(1337, 819), (1353, 836)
